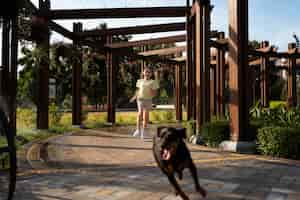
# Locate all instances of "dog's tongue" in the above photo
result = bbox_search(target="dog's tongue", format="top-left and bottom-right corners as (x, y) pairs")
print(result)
(162, 149), (171, 160)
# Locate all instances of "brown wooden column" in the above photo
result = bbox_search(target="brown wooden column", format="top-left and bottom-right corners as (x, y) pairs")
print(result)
(140, 46), (147, 78)
(260, 41), (270, 107)
(186, 0), (195, 121)
(194, 1), (204, 131)
(0, 19), (10, 119)
(216, 32), (226, 118)
(175, 64), (183, 121)
(210, 67), (216, 115)
(287, 43), (297, 108)
(72, 22), (83, 126)
(10, 16), (18, 133)
(106, 36), (116, 124)
(228, 0), (249, 141)
(37, 0), (50, 129)
(203, 0), (211, 122)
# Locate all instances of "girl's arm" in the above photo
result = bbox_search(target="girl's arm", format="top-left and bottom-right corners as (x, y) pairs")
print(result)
(130, 89), (139, 102)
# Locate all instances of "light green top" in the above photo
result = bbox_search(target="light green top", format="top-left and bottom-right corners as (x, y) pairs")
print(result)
(136, 79), (159, 99)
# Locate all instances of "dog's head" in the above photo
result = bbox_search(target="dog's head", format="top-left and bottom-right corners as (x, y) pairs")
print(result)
(156, 127), (186, 161)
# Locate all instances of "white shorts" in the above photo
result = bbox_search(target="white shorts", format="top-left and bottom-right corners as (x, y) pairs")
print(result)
(137, 99), (152, 111)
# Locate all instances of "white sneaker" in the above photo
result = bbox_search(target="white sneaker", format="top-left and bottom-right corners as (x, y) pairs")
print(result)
(132, 130), (140, 137)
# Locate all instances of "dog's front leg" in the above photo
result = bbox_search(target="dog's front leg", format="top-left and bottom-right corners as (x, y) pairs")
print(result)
(189, 162), (207, 198)
(167, 174), (189, 200)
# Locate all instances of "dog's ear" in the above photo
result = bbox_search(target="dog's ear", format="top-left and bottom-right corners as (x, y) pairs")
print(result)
(157, 126), (167, 137)
(176, 128), (186, 139)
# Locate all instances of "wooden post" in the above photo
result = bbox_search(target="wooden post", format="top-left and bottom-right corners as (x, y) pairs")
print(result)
(0, 19), (10, 118)
(106, 36), (116, 123)
(210, 67), (216, 116)
(175, 64), (183, 121)
(10, 16), (18, 133)
(186, 0), (194, 121)
(287, 43), (297, 108)
(72, 22), (83, 126)
(195, 1), (204, 131)
(203, 0), (211, 123)
(228, 0), (249, 141)
(141, 46), (147, 78)
(37, 0), (50, 129)
(260, 41), (270, 107)
(216, 32), (226, 118)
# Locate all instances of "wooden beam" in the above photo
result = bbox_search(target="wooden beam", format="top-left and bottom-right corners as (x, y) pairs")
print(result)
(0, 19), (10, 118)
(203, 1), (211, 122)
(10, 16), (18, 134)
(175, 64), (183, 121)
(106, 34), (186, 49)
(78, 22), (186, 37)
(228, 0), (249, 141)
(49, 21), (76, 40)
(260, 41), (271, 108)
(72, 22), (83, 126)
(47, 7), (188, 19)
(36, 0), (50, 130)
(186, 13), (195, 121)
(195, 1), (203, 130)
(216, 32), (226, 118)
(139, 46), (186, 56)
(106, 36), (116, 124)
(23, 0), (77, 40)
(287, 43), (297, 108)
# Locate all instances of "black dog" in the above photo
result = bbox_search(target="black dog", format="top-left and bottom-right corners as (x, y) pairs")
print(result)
(153, 127), (206, 200)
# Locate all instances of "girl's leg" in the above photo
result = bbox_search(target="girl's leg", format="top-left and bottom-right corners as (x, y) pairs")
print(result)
(140, 109), (149, 139)
(137, 108), (143, 131)
(133, 105), (143, 136)
(143, 109), (149, 129)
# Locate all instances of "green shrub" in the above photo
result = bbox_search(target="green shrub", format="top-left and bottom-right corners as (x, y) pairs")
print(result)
(248, 120), (266, 141)
(161, 110), (175, 122)
(150, 110), (161, 122)
(49, 103), (62, 127)
(17, 108), (36, 129)
(201, 120), (230, 147)
(257, 126), (300, 159)
(183, 119), (196, 139)
(270, 101), (286, 109)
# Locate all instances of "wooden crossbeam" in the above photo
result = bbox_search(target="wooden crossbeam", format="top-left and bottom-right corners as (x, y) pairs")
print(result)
(256, 46), (276, 53)
(78, 22), (186, 37)
(249, 50), (300, 58)
(24, 0), (76, 40)
(47, 7), (188, 20)
(139, 46), (186, 56)
(49, 21), (76, 40)
(106, 34), (186, 49)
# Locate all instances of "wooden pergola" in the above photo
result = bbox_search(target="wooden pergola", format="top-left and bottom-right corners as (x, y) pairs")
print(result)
(4, 0), (300, 152)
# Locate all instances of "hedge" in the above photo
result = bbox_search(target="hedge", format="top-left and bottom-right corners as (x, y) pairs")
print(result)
(257, 126), (300, 159)
(201, 120), (230, 147)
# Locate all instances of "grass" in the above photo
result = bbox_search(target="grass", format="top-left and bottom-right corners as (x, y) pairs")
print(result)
(15, 108), (184, 145)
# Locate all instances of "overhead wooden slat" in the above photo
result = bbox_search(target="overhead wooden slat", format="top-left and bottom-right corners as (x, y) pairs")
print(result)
(172, 56), (186, 62)
(49, 21), (76, 40)
(249, 50), (300, 58)
(78, 22), (186, 37)
(47, 7), (188, 19)
(23, 0), (76, 40)
(106, 34), (186, 49)
(139, 46), (186, 56)
(256, 46), (276, 53)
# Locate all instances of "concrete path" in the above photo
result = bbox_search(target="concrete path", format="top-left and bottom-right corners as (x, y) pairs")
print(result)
(7, 126), (300, 200)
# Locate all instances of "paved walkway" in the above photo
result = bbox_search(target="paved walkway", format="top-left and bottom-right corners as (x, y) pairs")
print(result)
(9, 126), (300, 199)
